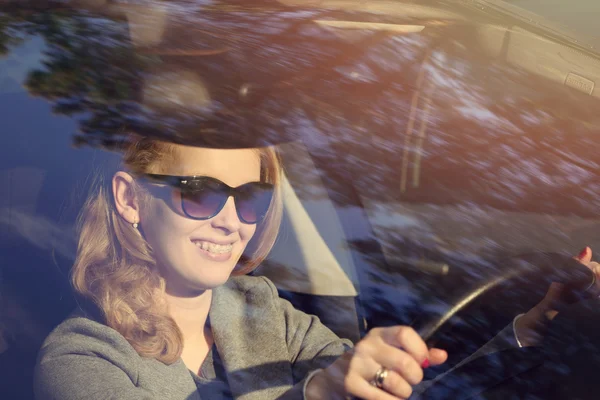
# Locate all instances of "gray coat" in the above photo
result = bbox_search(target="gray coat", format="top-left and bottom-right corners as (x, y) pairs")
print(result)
(34, 275), (352, 400)
(34, 275), (517, 400)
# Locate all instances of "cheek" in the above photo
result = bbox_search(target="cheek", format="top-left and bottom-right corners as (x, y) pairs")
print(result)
(169, 188), (184, 214)
(141, 198), (196, 247)
(239, 224), (257, 244)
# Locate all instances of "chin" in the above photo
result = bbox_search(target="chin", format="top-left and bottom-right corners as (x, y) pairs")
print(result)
(190, 270), (233, 290)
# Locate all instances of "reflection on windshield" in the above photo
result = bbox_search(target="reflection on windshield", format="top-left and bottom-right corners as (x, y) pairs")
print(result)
(2, 1), (600, 399)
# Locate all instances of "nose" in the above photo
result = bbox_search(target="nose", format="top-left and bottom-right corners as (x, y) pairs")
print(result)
(211, 196), (241, 233)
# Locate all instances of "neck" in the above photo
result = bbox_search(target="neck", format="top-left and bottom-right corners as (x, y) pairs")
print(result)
(165, 289), (213, 341)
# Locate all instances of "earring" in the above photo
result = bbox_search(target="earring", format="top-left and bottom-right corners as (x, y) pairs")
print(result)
(133, 220), (139, 229)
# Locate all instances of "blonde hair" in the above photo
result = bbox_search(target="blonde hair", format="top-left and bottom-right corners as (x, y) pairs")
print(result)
(71, 137), (283, 363)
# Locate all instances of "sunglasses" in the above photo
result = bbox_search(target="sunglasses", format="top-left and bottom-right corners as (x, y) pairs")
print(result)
(143, 174), (274, 224)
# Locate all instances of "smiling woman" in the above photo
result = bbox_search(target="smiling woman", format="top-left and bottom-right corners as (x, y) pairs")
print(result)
(32, 134), (451, 400)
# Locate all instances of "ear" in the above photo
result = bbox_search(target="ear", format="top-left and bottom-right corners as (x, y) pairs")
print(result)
(112, 171), (141, 225)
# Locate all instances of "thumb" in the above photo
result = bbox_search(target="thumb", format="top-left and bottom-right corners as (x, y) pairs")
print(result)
(575, 246), (592, 264)
(427, 348), (448, 367)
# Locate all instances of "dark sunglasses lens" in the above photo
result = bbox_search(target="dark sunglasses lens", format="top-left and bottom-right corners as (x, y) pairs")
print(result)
(181, 182), (227, 219)
(237, 185), (273, 224)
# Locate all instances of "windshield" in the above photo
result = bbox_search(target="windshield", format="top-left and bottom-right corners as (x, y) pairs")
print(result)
(2, 1), (600, 399)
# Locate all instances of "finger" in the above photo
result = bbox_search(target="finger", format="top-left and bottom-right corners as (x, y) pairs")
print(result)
(380, 326), (429, 365)
(575, 246), (592, 264)
(587, 262), (600, 278)
(379, 369), (413, 399)
(347, 376), (405, 400)
(369, 345), (423, 385)
(428, 348), (448, 366)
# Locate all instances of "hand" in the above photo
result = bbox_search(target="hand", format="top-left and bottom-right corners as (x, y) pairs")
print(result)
(305, 326), (447, 400)
(515, 247), (600, 347)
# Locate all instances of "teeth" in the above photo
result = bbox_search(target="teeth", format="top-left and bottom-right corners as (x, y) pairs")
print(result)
(193, 240), (233, 254)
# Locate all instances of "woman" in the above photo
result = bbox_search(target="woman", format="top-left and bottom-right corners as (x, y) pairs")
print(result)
(33, 136), (596, 400)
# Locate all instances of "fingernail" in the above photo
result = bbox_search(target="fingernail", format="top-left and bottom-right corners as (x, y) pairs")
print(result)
(577, 247), (589, 260)
(421, 358), (430, 368)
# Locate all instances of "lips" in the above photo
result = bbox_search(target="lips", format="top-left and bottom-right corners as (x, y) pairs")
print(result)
(190, 237), (235, 246)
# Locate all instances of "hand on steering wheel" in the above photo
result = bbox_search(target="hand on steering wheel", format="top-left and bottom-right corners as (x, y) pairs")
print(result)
(515, 247), (600, 347)
(305, 326), (447, 400)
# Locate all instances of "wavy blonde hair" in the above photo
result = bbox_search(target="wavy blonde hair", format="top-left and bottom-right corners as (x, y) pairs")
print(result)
(71, 137), (283, 363)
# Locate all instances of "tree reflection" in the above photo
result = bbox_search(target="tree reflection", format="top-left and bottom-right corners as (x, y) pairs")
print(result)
(3, 3), (600, 205)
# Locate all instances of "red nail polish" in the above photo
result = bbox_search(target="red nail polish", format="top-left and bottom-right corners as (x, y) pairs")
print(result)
(421, 359), (430, 368)
(577, 247), (589, 260)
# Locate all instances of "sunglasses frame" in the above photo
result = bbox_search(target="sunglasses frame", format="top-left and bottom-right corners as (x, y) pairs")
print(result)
(142, 173), (274, 224)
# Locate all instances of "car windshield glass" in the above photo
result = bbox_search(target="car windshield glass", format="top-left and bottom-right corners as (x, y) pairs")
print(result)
(2, 1), (600, 400)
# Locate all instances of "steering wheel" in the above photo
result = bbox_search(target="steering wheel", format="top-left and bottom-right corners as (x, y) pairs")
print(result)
(409, 252), (599, 399)
(412, 252), (597, 344)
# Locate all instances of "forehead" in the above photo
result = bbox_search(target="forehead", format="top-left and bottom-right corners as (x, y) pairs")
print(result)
(166, 145), (262, 187)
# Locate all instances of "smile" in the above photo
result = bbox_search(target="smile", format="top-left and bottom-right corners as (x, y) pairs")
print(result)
(191, 240), (233, 254)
